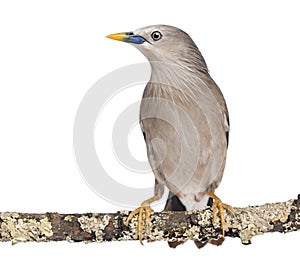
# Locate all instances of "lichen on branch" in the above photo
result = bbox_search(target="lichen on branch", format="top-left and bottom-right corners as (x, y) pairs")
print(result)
(0, 195), (299, 245)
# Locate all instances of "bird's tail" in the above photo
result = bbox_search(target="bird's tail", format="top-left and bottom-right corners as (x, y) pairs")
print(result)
(164, 192), (212, 249)
(164, 192), (186, 212)
(164, 192), (186, 248)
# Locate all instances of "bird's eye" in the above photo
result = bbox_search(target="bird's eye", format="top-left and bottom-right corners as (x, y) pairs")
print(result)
(151, 31), (162, 41)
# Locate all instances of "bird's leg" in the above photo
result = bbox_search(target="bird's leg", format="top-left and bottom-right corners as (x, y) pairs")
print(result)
(125, 195), (160, 245)
(208, 192), (235, 236)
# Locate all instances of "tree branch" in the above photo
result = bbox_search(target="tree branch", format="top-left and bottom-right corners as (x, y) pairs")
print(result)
(1, 195), (299, 245)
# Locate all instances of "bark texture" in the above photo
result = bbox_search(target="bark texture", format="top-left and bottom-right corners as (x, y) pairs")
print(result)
(1, 195), (299, 245)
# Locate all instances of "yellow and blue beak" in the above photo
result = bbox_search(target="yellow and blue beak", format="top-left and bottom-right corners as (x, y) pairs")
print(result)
(106, 32), (147, 44)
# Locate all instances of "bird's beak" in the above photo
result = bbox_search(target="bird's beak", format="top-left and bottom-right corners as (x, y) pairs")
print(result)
(106, 32), (146, 44)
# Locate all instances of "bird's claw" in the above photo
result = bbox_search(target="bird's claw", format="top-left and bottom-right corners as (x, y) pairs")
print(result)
(125, 201), (154, 244)
(209, 192), (235, 236)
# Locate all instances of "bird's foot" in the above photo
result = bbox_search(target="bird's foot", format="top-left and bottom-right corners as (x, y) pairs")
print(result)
(209, 192), (235, 236)
(125, 199), (156, 245)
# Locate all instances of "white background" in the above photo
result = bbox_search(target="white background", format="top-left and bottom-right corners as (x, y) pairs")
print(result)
(1, 0), (300, 266)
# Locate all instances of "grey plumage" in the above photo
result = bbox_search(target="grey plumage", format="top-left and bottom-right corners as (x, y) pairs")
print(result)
(135, 25), (229, 208)
(107, 25), (230, 247)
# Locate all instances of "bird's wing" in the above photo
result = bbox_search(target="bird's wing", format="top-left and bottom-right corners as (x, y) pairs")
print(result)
(198, 71), (230, 145)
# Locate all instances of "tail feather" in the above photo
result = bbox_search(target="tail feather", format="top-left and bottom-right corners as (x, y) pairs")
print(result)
(164, 192), (213, 249)
(164, 192), (186, 212)
(164, 192), (186, 248)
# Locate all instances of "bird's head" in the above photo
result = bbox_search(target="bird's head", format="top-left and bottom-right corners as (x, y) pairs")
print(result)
(106, 25), (208, 72)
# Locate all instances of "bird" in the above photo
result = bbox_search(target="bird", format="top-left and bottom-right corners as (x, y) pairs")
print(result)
(106, 25), (234, 248)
